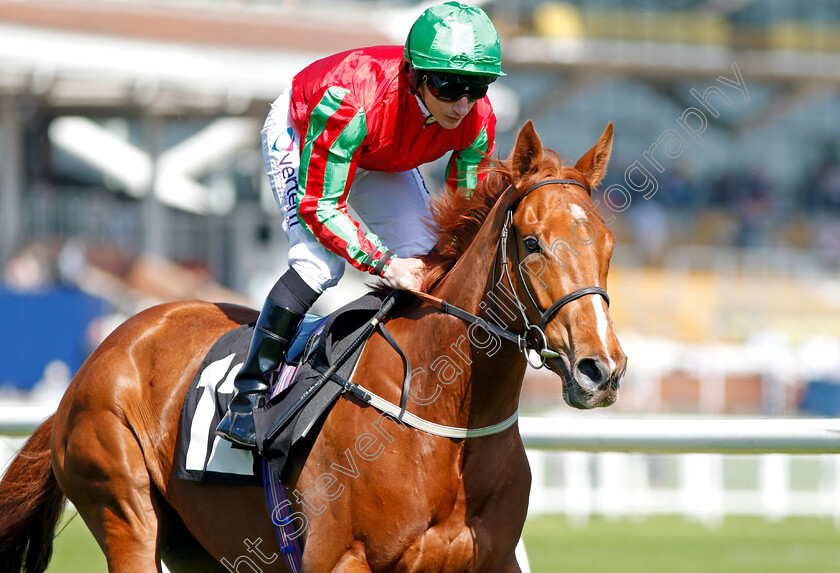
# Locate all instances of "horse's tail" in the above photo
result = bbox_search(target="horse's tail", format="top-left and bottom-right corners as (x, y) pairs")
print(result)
(0, 415), (66, 573)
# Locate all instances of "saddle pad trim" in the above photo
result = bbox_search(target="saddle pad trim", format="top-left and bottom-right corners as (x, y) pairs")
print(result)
(263, 459), (303, 572)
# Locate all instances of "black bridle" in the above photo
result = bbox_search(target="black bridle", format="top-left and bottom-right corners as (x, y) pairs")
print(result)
(414, 177), (610, 370)
(494, 178), (610, 368)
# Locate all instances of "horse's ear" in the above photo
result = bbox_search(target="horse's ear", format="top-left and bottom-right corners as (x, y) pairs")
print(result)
(575, 122), (613, 190)
(511, 121), (543, 183)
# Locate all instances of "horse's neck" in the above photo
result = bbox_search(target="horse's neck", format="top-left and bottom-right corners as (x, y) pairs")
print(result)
(430, 191), (527, 427)
(435, 189), (510, 312)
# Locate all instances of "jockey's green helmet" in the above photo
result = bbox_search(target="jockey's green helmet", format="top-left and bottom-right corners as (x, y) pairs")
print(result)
(404, 1), (505, 78)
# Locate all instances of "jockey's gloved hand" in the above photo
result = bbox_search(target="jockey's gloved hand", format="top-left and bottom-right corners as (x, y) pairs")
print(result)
(383, 256), (426, 291)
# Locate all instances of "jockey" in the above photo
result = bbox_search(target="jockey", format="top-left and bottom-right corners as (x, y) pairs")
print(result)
(217, 1), (504, 449)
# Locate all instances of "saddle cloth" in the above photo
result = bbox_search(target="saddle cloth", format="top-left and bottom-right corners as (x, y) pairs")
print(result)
(174, 292), (387, 485)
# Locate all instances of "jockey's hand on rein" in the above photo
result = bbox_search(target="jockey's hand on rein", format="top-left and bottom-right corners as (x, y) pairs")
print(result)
(383, 256), (426, 291)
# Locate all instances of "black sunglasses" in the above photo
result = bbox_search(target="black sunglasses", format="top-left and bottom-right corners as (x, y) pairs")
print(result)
(424, 72), (493, 103)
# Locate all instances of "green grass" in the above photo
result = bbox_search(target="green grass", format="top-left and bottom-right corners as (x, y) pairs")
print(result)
(43, 511), (840, 572)
(46, 511), (106, 573)
(522, 514), (840, 573)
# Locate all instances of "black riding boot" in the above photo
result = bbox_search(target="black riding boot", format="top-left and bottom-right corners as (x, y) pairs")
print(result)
(216, 299), (304, 449)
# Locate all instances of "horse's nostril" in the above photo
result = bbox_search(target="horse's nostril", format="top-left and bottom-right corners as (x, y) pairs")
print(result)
(575, 357), (607, 390)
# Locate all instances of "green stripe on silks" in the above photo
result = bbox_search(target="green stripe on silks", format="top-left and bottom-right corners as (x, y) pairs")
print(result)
(297, 86), (351, 236)
(450, 126), (490, 195)
(296, 86), (378, 269)
(317, 109), (381, 268)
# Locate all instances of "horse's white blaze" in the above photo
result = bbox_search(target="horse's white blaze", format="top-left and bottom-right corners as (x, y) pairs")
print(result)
(592, 296), (616, 373)
(569, 203), (587, 221)
(567, 203), (615, 375)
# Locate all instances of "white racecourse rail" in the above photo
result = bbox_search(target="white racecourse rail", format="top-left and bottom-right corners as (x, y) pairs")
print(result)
(3, 407), (840, 526)
(518, 416), (840, 454)
(520, 416), (840, 527)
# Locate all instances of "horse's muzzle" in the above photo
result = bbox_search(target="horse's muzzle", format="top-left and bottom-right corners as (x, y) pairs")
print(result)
(547, 353), (625, 409)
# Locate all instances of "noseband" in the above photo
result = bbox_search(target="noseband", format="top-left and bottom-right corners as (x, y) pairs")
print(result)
(496, 178), (610, 369)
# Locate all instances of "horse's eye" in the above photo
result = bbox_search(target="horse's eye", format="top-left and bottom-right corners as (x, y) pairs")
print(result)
(524, 237), (541, 253)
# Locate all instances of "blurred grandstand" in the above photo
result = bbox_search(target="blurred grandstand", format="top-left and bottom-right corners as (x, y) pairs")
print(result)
(0, 0), (838, 419)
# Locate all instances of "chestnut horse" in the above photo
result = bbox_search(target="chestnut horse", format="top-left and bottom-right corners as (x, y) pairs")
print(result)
(0, 121), (625, 573)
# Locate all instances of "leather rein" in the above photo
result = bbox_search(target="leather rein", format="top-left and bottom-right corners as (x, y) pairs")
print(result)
(328, 177), (611, 440)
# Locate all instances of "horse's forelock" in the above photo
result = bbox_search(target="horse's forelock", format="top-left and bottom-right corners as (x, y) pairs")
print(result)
(510, 151), (591, 204)
(421, 150), (585, 292)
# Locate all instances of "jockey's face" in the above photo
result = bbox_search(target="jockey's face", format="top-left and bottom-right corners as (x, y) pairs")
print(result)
(421, 81), (476, 129)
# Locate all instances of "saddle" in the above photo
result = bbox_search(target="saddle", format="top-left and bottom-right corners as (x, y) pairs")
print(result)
(253, 291), (398, 479)
(174, 291), (397, 485)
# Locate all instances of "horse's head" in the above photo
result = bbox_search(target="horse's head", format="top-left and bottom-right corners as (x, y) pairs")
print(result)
(505, 121), (626, 409)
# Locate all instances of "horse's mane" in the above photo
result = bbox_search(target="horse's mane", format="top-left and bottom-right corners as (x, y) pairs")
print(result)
(420, 150), (589, 292)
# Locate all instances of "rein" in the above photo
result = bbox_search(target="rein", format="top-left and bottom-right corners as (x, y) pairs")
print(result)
(331, 177), (612, 441)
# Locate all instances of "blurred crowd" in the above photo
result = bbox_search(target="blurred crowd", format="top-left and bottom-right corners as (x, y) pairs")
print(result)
(604, 153), (840, 268)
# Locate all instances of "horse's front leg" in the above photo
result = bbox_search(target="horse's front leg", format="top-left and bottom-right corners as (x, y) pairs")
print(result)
(492, 538), (530, 573)
(496, 556), (523, 573)
(327, 543), (372, 573)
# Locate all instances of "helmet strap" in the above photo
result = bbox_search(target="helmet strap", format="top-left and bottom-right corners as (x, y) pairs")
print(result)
(405, 63), (435, 124)
(415, 93), (435, 126)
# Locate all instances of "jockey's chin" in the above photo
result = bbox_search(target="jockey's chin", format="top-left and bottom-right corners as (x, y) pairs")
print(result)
(421, 84), (475, 130)
(434, 113), (467, 129)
